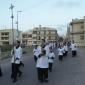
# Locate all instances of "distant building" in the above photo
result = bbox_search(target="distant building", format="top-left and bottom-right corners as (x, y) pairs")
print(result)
(67, 16), (85, 46)
(22, 31), (33, 46)
(0, 29), (21, 46)
(22, 25), (59, 46)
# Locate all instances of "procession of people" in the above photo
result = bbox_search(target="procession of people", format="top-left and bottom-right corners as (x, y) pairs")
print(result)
(0, 39), (78, 83)
(33, 39), (77, 83)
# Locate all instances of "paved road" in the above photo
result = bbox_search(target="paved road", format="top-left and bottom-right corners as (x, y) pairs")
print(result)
(0, 47), (85, 85)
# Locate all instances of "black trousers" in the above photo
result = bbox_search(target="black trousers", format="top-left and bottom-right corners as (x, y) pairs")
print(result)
(11, 63), (22, 80)
(11, 63), (15, 78)
(63, 53), (65, 57)
(64, 51), (68, 57)
(19, 61), (24, 67)
(49, 63), (53, 72)
(72, 51), (76, 57)
(34, 55), (37, 62)
(59, 55), (63, 61)
(37, 68), (48, 81)
(65, 51), (68, 56)
(0, 67), (2, 77)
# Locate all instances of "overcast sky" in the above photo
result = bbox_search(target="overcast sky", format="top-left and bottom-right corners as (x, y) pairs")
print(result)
(0, 0), (85, 36)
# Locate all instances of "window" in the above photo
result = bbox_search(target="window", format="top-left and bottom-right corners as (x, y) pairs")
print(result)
(33, 37), (36, 39)
(5, 32), (9, 35)
(3, 42), (9, 45)
(80, 35), (84, 40)
(1, 33), (4, 35)
(51, 37), (56, 40)
(22, 34), (27, 38)
(33, 41), (37, 44)
(81, 25), (84, 29)
(33, 31), (37, 34)
(48, 36), (51, 40)
(37, 31), (40, 35)
(51, 31), (56, 34)
(40, 31), (44, 34)
(37, 36), (41, 40)
(28, 34), (32, 38)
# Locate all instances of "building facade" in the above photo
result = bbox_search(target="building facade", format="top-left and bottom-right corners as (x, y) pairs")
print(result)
(22, 26), (59, 46)
(67, 17), (85, 46)
(0, 29), (20, 46)
(22, 31), (33, 46)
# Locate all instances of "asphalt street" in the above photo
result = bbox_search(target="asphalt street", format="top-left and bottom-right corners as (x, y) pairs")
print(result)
(0, 47), (85, 85)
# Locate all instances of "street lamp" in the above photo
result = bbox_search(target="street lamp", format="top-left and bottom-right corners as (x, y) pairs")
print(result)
(16, 11), (22, 38)
(9, 3), (15, 45)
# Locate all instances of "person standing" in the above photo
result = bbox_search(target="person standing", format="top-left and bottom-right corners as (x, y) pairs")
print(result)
(58, 44), (63, 61)
(33, 45), (41, 62)
(36, 47), (49, 83)
(64, 43), (68, 57)
(70, 41), (77, 57)
(48, 47), (55, 72)
(62, 44), (66, 57)
(36, 39), (49, 83)
(11, 40), (22, 83)
(44, 43), (50, 57)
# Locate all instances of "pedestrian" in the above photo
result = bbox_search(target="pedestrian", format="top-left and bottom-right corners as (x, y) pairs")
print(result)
(11, 40), (23, 83)
(62, 44), (66, 57)
(64, 43), (68, 57)
(58, 44), (63, 61)
(70, 41), (77, 57)
(36, 45), (49, 83)
(33, 45), (41, 62)
(44, 42), (50, 57)
(48, 47), (55, 72)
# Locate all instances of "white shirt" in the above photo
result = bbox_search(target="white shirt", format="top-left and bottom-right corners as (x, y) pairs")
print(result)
(71, 43), (77, 51)
(11, 46), (22, 64)
(36, 55), (48, 68)
(33, 48), (40, 57)
(58, 48), (63, 56)
(44, 45), (50, 56)
(48, 52), (55, 63)
(64, 45), (68, 51)
(62, 47), (65, 54)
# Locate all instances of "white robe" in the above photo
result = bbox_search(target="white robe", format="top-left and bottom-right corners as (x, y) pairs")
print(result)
(36, 55), (48, 68)
(11, 46), (22, 64)
(71, 43), (77, 51)
(48, 52), (55, 63)
(58, 48), (63, 56)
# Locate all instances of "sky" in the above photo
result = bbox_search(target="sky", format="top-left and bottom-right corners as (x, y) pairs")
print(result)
(0, 0), (85, 36)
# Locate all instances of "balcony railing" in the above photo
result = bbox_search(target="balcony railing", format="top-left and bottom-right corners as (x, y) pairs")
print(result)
(70, 31), (84, 34)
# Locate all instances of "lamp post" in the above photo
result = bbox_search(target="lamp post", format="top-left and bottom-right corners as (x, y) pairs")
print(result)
(10, 3), (14, 45)
(16, 11), (22, 38)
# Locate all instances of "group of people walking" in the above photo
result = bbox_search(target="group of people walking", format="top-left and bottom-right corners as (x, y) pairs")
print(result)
(58, 40), (77, 61)
(0, 39), (77, 84)
(33, 40), (77, 83)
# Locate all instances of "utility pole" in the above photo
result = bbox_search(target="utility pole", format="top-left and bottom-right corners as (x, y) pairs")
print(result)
(16, 11), (22, 38)
(10, 3), (15, 46)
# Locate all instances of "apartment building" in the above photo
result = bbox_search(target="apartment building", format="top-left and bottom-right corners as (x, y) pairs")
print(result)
(22, 31), (33, 46)
(67, 16), (85, 46)
(22, 25), (59, 46)
(0, 29), (19, 46)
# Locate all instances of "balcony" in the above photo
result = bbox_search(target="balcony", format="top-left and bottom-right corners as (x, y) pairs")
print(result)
(1, 33), (9, 36)
(70, 31), (84, 35)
